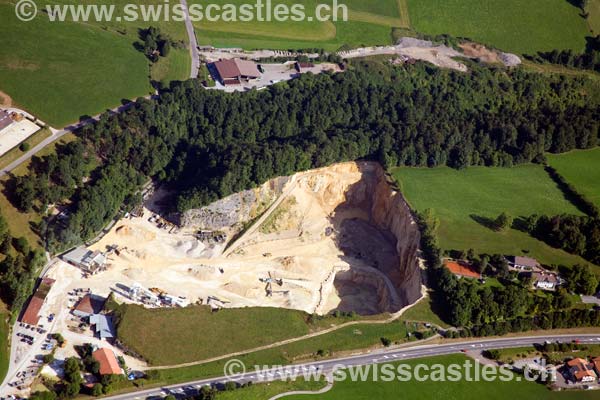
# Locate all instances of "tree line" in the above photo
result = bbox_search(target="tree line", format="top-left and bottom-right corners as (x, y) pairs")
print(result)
(523, 214), (600, 266)
(525, 35), (600, 72)
(416, 209), (600, 330)
(0, 215), (45, 313)
(5, 61), (599, 255)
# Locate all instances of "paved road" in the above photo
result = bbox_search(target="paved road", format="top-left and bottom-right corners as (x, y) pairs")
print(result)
(0, 99), (149, 179)
(102, 334), (600, 400)
(0, 128), (69, 178)
(179, 0), (199, 79)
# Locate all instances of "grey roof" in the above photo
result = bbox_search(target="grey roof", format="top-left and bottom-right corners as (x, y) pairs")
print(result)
(0, 110), (13, 131)
(511, 256), (540, 268)
(62, 246), (105, 270)
(90, 314), (114, 339)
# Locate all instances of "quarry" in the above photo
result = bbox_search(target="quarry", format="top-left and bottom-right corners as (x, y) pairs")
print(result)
(75, 161), (422, 316)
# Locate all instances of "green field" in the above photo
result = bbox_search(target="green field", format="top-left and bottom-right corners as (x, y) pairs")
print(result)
(0, 0), (189, 127)
(0, 310), (9, 384)
(113, 300), (406, 367)
(192, 0), (406, 51)
(393, 165), (593, 267)
(152, 319), (409, 384)
(588, 0), (600, 34)
(0, 2), (150, 127)
(287, 354), (600, 400)
(406, 0), (589, 54)
(114, 304), (314, 365)
(150, 48), (192, 84)
(547, 148), (600, 208)
(401, 297), (449, 329)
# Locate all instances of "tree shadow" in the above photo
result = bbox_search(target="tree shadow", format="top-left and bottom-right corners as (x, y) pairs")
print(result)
(469, 214), (497, 231)
(512, 216), (531, 233)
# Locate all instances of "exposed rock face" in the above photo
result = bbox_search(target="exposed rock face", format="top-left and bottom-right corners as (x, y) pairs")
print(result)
(332, 162), (422, 309)
(178, 161), (422, 314)
(179, 176), (290, 230)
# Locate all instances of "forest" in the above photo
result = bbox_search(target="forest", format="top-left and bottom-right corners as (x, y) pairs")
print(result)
(5, 61), (598, 256)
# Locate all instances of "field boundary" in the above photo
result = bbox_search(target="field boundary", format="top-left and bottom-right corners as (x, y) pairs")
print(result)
(147, 288), (427, 370)
(397, 0), (411, 28)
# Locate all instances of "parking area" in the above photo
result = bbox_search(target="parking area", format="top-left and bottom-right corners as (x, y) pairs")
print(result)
(7, 318), (54, 391)
(209, 61), (342, 93)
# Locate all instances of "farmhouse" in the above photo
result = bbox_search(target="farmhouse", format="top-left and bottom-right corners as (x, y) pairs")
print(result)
(20, 278), (56, 326)
(73, 294), (106, 318)
(62, 246), (107, 274)
(567, 358), (597, 383)
(443, 259), (481, 279)
(92, 348), (122, 376)
(530, 271), (559, 291)
(211, 58), (261, 85)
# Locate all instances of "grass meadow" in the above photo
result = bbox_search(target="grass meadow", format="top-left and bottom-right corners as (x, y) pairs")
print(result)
(406, 0), (589, 54)
(285, 354), (600, 400)
(0, 2), (151, 127)
(393, 165), (593, 268)
(0, 0), (189, 127)
(114, 304), (313, 365)
(191, 0), (406, 51)
(588, 0), (600, 34)
(547, 148), (600, 209)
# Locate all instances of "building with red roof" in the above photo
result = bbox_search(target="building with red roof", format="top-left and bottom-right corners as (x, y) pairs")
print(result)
(92, 348), (122, 376)
(567, 358), (597, 383)
(211, 58), (260, 85)
(20, 278), (55, 326)
(21, 296), (44, 326)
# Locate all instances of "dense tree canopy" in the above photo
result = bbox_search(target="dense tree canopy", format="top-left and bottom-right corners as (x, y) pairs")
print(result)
(6, 61), (599, 254)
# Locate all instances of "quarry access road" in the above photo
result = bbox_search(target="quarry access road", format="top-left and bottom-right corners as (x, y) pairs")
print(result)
(102, 334), (600, 400)
(222, 175), (297, 257)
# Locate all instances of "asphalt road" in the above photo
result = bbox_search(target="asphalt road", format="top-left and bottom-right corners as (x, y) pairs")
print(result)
(102, 334), (600, 400)
(179, 0), (199, 79)
(0, 99), (149, 179)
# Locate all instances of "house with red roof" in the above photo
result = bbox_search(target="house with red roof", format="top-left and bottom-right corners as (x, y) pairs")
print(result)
(92, 348), (122, 376)
(566, 358), (597, 383)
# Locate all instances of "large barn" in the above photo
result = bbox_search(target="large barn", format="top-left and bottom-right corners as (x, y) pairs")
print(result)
(211, 58), (261, 85)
